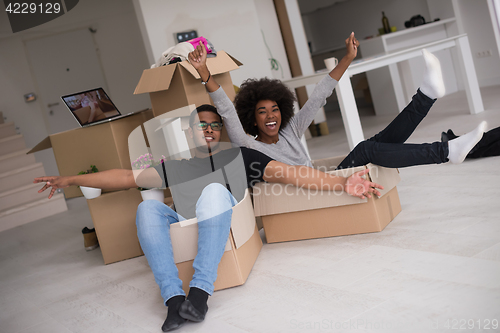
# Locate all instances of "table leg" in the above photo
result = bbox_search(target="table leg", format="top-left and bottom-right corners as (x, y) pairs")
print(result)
(388, 63), (408, 112)
(335, 74), (365, 150)
(456, 36), (484, 114)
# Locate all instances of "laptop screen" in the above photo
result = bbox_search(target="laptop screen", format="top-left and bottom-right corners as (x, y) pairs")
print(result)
(61, 88), (122, 127)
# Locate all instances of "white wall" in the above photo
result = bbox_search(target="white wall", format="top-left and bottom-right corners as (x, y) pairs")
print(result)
(0, 0), (151, 175)
(301, 0), (431, 54)
(254, 0), (292, 80)
(133, 0), (276, 86)
(452, 0), (500, 87)
(0, 38), (47, 151)
(488, 0), (500, 57)
(426, 0), (455, 20)
(301, 0), (500, 87)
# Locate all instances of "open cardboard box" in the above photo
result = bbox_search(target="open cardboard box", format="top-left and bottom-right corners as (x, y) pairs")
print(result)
(134, 51), (241, 117)
(87, 188), (262, 293)
(252, 156), (402, 243)
(27, 110), (153, 198)
(171, 189), (262, 293)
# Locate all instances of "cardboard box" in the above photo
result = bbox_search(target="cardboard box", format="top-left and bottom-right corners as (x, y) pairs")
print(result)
(87, 188), (262, 293)
(87, 188), (173, 264)
(170, 189), (262, 293)
(252, 156), (402, 243)
(134, 51), (241, 117)
(87, 188), (145, 264)
(28, 110), (153, 198)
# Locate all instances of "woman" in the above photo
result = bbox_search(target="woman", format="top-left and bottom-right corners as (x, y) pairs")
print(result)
(188, 33), (486, 170)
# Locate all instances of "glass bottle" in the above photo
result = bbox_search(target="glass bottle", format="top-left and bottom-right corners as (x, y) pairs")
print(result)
(382, 12), (391, 34)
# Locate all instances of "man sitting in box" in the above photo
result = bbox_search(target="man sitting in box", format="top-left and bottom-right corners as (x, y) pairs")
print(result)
(34, 105), (382, 332)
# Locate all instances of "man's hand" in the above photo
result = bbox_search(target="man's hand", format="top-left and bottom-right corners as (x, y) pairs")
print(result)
(188, 43), (207, 71)
(345, 32), (360, 60)
(34, 169), (136, 199)
(34, 176), (71, 199)
(344, 169), (383, 199)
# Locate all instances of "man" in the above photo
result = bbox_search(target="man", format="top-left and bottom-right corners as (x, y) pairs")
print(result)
(35, 105), (382, 332)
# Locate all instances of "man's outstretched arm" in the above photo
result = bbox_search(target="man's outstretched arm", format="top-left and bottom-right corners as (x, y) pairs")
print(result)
(34, 167), (163, 199)
(262, 160), (383, 199)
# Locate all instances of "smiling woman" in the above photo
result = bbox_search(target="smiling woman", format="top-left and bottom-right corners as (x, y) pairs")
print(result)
(187, 39), (487, 171)
(187, 34), (360, 167)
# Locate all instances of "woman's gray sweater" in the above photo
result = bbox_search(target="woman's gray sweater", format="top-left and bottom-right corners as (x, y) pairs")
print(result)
(209, 75), (338, 167)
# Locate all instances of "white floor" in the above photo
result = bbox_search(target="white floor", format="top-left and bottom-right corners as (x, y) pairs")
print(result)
(1, 86), (500, 333)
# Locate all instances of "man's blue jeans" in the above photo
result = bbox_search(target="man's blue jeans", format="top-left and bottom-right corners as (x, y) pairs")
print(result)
(136, 183), (236, 305)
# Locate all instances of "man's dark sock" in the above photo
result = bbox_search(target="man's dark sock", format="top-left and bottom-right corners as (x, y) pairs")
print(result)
(447, 129), (459, 140)
(187, 287), (209, 312)
(441, 129), (459, 142)
(179, 287), (209, 322)
(162, 295), (186, 332)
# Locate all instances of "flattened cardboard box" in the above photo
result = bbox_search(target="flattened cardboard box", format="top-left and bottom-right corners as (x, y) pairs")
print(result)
(134, 51), (241, 117)
(252, 156), (402, 243)
(87, 188), (261, 293)
(27, 110), (153, 198)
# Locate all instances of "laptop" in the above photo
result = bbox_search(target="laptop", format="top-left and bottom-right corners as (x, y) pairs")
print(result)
(61, 87), (137, 127)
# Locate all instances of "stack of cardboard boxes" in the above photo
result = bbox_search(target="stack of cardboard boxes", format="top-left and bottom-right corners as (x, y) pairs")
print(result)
(28, 111), (155, 263)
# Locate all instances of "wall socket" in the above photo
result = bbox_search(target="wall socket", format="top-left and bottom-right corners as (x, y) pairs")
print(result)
(476, 50), (492, 58)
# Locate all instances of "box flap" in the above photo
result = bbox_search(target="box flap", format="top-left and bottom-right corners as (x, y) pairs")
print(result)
(170, 189), (254, 264)
(325, 165), (366, 178)
(231, 224), (262, 283)
(311, 155), (346, 171)
(134, 65), (177, 94)
(230, 189), (256, 249)
(367, 164), (401, 198)
(170, 221), (202, 264)
(178, 51), (241, 79)
(226, 52), (243, 67)
(253, 166), (367, 217)
(27, 136), (52, 154)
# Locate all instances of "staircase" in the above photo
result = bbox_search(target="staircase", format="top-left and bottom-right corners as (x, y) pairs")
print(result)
(0, 113), (68, 232)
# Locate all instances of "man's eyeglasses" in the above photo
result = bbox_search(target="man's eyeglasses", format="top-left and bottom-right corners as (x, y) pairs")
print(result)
(193, 122), (223, 131)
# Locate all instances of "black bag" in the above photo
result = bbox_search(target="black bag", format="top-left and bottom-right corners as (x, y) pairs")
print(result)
(468, 127), (500, 159)
(405, 15), (426, 28)
(442, 127), (500, 159)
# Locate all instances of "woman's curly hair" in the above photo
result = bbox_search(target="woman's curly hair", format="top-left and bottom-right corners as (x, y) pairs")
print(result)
(234, 77), (296, 137)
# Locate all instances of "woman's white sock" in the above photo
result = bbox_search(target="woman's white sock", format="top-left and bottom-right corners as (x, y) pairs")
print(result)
(419, 49), (445, 99)
(448, 121), (487, 164)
